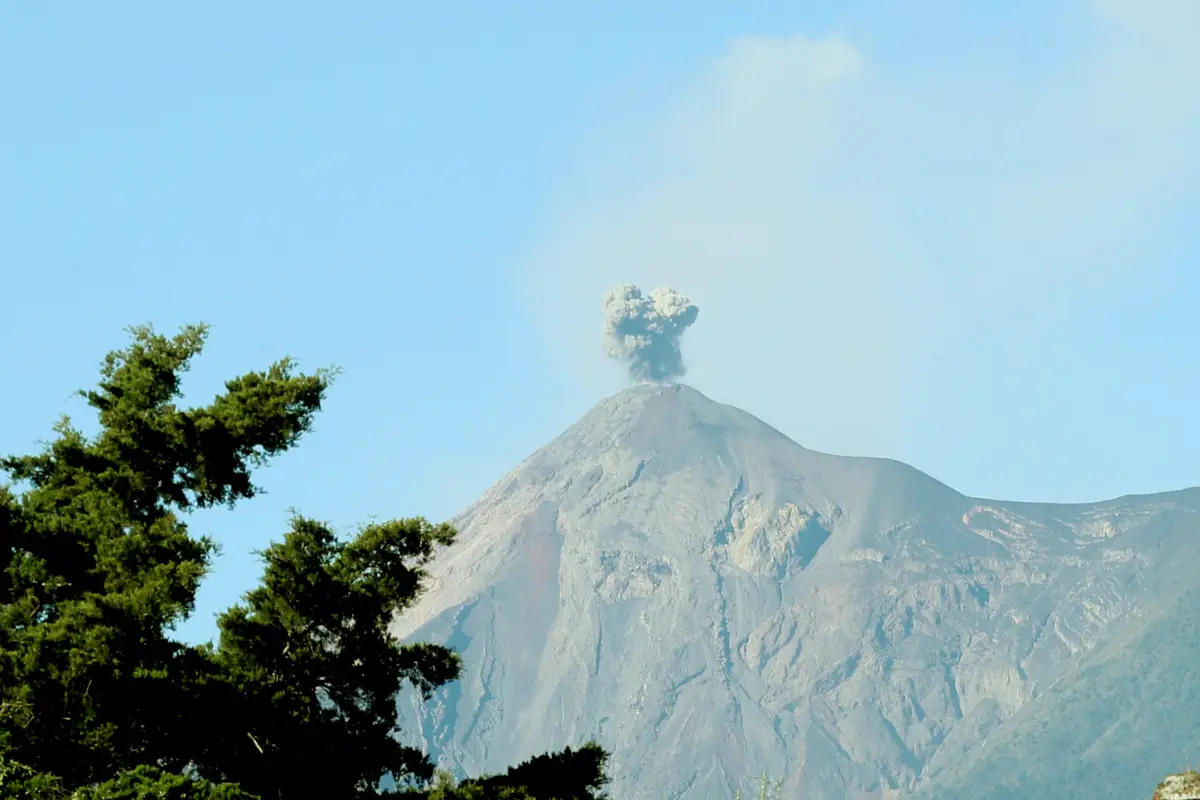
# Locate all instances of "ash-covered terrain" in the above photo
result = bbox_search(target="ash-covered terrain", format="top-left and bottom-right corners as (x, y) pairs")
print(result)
(390, 383), (1200, 799)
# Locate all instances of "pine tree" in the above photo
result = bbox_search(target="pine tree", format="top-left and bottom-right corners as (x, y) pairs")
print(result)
(0, 324), (609, 800)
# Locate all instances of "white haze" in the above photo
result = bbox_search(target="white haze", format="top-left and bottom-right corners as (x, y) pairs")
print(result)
(521, 0), (1200, 502)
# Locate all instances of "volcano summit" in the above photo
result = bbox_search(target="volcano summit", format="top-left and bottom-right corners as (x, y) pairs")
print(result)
(390, 384), (1200, 799)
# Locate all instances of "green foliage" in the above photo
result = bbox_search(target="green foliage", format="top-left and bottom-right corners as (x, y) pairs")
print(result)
(0, 754), (68, 800)
(0, 324), (611, 800)
(73, 764), (257, 800)
(189, 515), (466, 798)
(396, 770), (532, 800)
(393, 742), (610, 799)
(732, 771), (783, 800)
(472, 742), (610, 800)
(0, 756), (257, 800)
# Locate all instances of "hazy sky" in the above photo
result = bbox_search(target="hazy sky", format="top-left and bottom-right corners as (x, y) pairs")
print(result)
(2, 1), (1196, 644)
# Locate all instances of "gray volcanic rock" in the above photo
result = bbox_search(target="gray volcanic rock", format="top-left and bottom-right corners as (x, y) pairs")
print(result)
(389, 384), (1200, 799)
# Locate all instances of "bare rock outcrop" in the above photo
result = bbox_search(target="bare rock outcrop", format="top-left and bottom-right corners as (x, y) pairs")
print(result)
(1155, 770), (1200, 800)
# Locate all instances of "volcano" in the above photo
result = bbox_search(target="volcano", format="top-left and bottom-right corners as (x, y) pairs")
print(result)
(389, 384), (1200, 799)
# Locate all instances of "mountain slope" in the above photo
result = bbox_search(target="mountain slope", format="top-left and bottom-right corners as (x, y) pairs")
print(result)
(916, 571), (1200, 799)
(389, 384), (1200, 799)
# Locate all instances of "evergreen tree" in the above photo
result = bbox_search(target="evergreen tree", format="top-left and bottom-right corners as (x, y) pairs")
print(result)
(0, 325), (609, 800)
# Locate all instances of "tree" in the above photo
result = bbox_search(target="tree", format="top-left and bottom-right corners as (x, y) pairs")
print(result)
(0, 757), (255, 800)
(0, 324), (610, 800)
(395, 744), (612, 800)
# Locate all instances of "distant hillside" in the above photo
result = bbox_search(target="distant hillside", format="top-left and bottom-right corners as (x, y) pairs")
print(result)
(918, 578), (1200, 800)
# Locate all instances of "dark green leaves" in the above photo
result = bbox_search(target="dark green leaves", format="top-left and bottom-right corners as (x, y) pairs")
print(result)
(0, 324), (337, 789)
(0, 324), (612, 800)
(207, 515), (462, 797)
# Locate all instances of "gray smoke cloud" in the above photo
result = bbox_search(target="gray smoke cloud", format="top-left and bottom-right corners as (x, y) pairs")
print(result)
(603, 284), (700, 383)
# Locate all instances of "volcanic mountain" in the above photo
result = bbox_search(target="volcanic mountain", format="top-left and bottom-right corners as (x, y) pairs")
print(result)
(389, 384), (1200, 799)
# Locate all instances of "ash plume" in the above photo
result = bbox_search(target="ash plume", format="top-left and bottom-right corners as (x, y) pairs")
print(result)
(603, 284), (699, 383)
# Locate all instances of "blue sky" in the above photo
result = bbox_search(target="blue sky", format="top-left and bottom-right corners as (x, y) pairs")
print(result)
(2, 1), (1196, 644)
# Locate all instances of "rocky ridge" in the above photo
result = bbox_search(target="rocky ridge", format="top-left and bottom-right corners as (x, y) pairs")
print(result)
(390, 384), (1200, 799)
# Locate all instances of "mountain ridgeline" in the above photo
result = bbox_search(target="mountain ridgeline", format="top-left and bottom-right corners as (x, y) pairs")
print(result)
(389, 384), (1200, 799)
